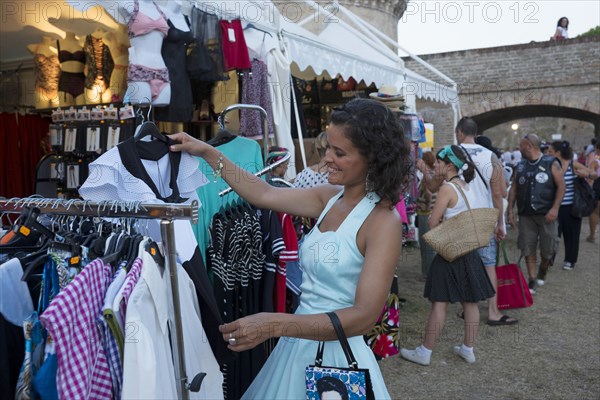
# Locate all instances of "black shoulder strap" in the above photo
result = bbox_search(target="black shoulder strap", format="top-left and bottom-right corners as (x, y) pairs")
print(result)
(460, 145), (489, 191)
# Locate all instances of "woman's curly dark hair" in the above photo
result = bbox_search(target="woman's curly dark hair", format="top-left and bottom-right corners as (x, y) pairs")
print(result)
(329, 98), (412, 207)
(550, 140), (573, 160)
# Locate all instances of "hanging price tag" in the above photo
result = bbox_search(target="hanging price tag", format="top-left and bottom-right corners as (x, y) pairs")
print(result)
(228, 28), (236, 43)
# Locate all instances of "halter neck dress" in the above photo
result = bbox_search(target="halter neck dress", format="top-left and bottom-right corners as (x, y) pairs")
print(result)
(242, 190), (391, 399)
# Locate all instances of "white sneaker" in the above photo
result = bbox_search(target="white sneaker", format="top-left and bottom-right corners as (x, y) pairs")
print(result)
(453, 345), (476, 364)
(528, 279), (537, 294)
(563, 262), (574, 270)
(536, 279), (545, 286)
(400, 348), (431, 366)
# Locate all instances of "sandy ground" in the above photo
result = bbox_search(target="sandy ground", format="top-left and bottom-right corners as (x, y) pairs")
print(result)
(379, 217), (600, 399)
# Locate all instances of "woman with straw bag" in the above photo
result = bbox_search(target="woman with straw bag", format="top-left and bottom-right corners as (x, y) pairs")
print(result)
(401, 145), (496, 366)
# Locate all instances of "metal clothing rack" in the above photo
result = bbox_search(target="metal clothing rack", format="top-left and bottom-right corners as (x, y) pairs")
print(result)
(0, 197), (200, 400)
(217, 103), (283, 197)
(218, 103), (270, 158)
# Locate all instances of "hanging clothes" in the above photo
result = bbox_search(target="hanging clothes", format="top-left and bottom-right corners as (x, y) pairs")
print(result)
(0, 259), (33, 400)
(15, 255), (68, 400)
(80, 134), (233, 368)
(108, 257), (144, 359)
(39, 259), (113, 400)
(155, 20), (194, 122)
(188, 7), (226, 81)
(80, 136), (204, 203)
(239, 59), (275, 139)
(0, 314), (24, 400)
(219, 19), (251, 71)
(243, 25), (295, 176)
(207, 203), (266, 400)
(122, 247), (224, 400)
(259, 209), (285, 313)
(99, 266), (128, 399)
(277, 213), (301, 313)
(193, 136), (263, 261)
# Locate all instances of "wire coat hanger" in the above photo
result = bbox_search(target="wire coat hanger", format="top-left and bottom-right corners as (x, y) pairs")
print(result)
(244, 23), (273, 38)
(219, 152), (291, 197)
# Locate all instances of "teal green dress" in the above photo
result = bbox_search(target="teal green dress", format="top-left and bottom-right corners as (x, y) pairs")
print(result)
(242, 190), (392, 399)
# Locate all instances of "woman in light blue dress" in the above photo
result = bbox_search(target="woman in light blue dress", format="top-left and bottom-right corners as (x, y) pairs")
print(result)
(169, 98), (412, 399)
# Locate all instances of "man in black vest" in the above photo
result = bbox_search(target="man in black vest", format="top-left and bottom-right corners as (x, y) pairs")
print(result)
(508, 134), (565, 294)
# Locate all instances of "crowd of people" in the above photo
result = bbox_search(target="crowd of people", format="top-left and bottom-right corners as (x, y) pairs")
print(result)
(168, 107), (597, 395)
(403, 118), (600, 367)
(257, 117), (600, 371)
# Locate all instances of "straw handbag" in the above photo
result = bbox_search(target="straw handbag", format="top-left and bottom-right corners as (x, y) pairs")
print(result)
(423, 182), (498, 262)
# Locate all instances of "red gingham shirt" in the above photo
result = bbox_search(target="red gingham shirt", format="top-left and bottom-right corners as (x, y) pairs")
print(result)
(40, 258), (114, 400)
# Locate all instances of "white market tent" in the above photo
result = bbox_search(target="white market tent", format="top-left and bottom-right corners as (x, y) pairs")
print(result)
(223, 0), (460, 170)
(5, 0), (460, 172)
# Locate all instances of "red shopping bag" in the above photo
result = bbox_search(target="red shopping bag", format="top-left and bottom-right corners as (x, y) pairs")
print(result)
(495, 242), (533, 310)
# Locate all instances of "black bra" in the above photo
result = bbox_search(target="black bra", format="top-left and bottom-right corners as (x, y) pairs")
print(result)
(58, 50), (85, 64)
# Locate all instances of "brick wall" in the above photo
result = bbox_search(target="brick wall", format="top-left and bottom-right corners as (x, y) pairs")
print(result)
(404, 36), (600, 148)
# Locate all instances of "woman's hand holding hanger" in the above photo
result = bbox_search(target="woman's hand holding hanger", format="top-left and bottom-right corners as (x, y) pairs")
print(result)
(169, 131), (336, 223)
(168, 132), (211, 157)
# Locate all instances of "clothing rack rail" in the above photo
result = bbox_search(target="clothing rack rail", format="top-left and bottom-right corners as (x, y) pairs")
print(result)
(0, 197), (200, 400)
(218, 152), (291, 197)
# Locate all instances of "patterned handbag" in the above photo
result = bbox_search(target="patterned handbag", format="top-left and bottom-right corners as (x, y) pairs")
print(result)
(364, 275), (400, 359)
(306, 312), (375, 400)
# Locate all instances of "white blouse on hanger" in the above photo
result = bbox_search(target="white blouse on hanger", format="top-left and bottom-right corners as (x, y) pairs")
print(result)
(0, 258), (34, 326)
(80, 140), (225, 399)
(79, 145), (206, 204)
(121, 248), (224, 400)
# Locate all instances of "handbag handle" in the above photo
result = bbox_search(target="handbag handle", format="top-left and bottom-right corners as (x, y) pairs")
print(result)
(314, 312), (359, 370)
(449, 181), (472, 211)
(495, 240), (510, 266)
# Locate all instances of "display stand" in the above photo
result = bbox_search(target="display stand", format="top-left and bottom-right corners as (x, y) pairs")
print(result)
(0, 197), (203, 399)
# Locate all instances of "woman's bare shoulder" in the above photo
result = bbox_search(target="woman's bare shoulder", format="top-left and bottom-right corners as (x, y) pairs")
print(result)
(369, 200), (402, 228)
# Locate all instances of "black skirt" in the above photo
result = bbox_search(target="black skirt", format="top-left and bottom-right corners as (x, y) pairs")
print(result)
(424, 251), (495, 303)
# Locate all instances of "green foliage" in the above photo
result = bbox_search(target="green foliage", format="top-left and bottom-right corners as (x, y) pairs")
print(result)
(578, 26), (600, 37)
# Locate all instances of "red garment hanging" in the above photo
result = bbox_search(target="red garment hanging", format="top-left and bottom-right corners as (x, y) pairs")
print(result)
(0, 113), (49, 197)
(18, 114), (50, 195)
(219, 19), (251, 71)
(0, 113), (22, 197)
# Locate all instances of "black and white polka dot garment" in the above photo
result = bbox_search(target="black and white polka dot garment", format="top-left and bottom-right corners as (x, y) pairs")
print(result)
(292, 168), (329, 188)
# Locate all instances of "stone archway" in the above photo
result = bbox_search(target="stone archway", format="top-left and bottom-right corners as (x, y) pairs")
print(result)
(472, 105), (600, 136)
(403, 36), (600, 148)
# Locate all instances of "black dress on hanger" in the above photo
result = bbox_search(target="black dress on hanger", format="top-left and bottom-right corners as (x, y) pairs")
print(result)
(155, 20), (195, 122)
